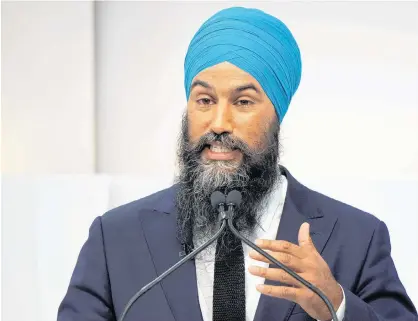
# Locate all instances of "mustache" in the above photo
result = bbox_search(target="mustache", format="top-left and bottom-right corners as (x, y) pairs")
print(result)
(186, 132), (258, 157)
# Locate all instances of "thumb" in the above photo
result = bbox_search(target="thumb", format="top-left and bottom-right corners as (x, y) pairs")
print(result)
(298, 222), (314, 249)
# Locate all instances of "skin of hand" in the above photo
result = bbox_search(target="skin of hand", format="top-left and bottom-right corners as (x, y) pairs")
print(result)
(248, 223), (343, 321)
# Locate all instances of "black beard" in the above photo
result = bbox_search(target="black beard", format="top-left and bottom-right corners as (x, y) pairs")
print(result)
(175, 113), (281, 254)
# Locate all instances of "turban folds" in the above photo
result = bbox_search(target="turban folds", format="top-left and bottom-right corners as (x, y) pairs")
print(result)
(184, 7), (302, 122)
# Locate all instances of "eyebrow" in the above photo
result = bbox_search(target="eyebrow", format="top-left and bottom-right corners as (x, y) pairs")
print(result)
(190, 80), (213, 91)
(233, 83), (260, 95)
(190, 79), (261, 95)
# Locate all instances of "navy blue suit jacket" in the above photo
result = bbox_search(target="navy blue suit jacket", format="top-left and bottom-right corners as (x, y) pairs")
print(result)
(58, 168), (417, 321)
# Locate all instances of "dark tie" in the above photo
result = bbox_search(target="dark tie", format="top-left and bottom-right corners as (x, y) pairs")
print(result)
(212, 229), (246, 321)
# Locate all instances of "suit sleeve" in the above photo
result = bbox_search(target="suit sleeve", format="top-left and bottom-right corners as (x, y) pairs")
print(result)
(57, 217), (116, 321)
(343, 220), (417, 321)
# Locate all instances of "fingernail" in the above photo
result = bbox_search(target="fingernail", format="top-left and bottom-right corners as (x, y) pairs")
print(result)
(255, 239), (262, 246)
(256, 284), (264, 291)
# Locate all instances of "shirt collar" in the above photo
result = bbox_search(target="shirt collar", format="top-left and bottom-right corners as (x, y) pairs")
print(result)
(256, 174), (288, 234)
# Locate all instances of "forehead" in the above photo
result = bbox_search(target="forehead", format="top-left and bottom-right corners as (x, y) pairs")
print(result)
(192, 62), (265, 94)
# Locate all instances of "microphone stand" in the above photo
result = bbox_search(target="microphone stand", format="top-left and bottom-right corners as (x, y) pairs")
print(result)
(226, 204), (340, 321)
(118, 213), (228, 321)
(119, 201), (339, 321)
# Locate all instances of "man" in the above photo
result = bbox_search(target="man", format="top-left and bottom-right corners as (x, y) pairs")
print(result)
(58, 6), (417, 321)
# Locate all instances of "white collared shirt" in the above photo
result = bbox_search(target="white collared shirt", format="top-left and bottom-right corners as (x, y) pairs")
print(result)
(193, 174), (345, 321)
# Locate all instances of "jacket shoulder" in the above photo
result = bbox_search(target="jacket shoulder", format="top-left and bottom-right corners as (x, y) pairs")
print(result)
(287, 171), (381, 230)
(100, 184), (177, 226)
(306, 185), (381, 229)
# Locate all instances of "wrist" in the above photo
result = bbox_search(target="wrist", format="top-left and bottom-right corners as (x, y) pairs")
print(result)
(332, 283), (344, 309)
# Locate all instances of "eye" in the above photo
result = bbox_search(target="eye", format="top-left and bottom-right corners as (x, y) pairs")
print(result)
(235, 99), (254, 106)
(197, 98), (215, 105)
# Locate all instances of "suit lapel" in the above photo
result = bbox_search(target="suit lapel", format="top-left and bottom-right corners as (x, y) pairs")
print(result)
(140, 168), (338, 321)
(254, 168), (338, 321)
(141, 187), (203, 321)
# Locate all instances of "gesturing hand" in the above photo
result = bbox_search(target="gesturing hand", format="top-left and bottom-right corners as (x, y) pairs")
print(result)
(248, 223), (343, 321)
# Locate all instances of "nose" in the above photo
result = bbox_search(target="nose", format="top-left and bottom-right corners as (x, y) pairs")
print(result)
(210, 103), (233, 135)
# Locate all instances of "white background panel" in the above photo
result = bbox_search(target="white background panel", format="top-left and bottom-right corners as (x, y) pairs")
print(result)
(1, 2), (417, 321)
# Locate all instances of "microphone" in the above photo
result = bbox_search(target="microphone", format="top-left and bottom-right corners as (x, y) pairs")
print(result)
(211, 190), (226, 208)
(211, 191), (227, 220)
(117, 191), (228, 321)
(225, 190), (339, 321)
(226, 189), (242, 211)
(118, 190), (339, 321)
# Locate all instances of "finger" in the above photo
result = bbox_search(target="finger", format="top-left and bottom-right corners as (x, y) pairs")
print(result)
(249, 250), (304, 272)
(248, 266), (304, 287)
(256, 284), (302, 302)
(255, 239), (305, 258)
(298, 223), (316, 251)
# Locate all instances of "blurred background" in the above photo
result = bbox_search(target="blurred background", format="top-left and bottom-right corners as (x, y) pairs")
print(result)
(1, 1), (418, 321)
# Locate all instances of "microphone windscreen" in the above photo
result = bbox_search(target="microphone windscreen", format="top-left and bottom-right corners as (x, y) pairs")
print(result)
(226, 190), (242, 207)
(210, 191), (226, 209)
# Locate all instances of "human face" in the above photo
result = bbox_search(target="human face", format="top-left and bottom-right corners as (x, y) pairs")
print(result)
(187, 62), (277, 167)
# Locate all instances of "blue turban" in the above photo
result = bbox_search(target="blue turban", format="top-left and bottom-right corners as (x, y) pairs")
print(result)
(184, 7), (302, 123)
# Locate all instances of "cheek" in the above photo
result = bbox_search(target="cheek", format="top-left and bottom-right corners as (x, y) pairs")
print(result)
(235, 105), (276, 148)
(240, 123), (264, 148)
(234, 116), (271, 149)
(187, 108), (206, 143)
